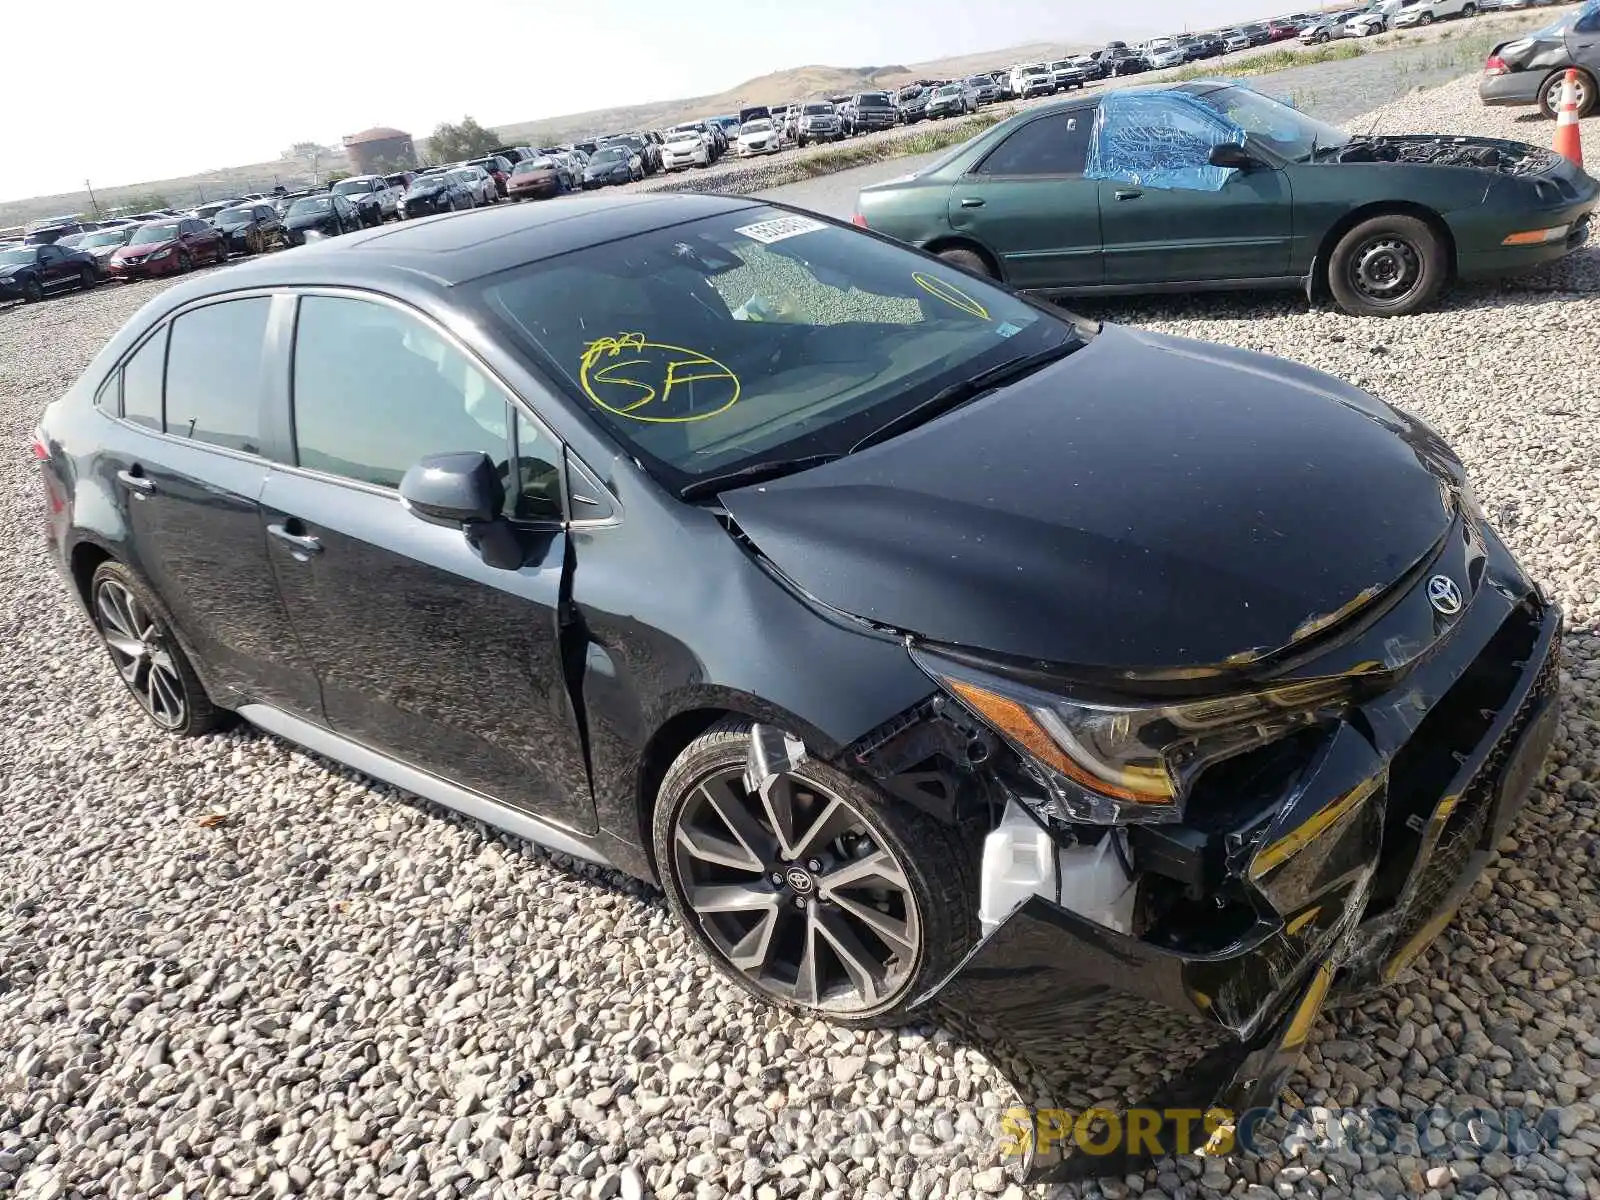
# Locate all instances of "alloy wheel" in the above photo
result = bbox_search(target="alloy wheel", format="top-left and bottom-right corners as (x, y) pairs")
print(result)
(95, 579), (187, 729)
(1547, 75), (1589, 115)
(1349, 235), (1421, 304)
(671, 766), (921, 1015)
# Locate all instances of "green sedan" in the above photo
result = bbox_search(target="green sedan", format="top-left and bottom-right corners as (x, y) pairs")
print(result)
(853, 82), (1597, 316)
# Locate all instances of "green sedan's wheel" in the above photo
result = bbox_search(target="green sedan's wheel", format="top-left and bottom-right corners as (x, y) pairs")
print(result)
(936, 247), (995, 279)
(1327, 214), (1445, 317)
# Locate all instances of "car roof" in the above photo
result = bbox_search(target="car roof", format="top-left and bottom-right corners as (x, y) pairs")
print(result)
(159, 193), (766, 293)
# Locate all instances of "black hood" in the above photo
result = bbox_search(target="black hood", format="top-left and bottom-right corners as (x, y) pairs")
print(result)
(284, 210), (335, 228)
(718, 325), (1458, 673)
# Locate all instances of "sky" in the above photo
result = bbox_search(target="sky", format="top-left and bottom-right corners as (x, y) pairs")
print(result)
(1, 0), (1295, 203)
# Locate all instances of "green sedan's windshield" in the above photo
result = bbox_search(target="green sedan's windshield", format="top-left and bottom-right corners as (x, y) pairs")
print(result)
(1192, 85), (1349, 162)
(471, 206), (1076, 492)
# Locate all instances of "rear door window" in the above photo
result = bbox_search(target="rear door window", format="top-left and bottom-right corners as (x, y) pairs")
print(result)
(976, 111), (1094, 176)
(163, 298), (272, 454)
(121, 326), (168, 432)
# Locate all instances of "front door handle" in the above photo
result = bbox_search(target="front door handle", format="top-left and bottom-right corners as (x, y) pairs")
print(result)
(267, 522), (323, 556)
(1115, 189), (1143, 201)
(959, 197), (986, 208)
(116, 468), (155, 494)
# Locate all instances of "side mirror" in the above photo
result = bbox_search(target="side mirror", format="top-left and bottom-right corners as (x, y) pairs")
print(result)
(399, 451), (503, 526)
(400, 451), (525, 570)
(1208, 142), (1256, 170)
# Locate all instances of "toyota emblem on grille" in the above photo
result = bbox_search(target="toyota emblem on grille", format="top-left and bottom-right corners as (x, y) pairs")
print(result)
(1427, 574), (1463, 616)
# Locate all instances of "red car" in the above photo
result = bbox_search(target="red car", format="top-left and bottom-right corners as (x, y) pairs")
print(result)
(106, 216), (227, 280)
(467, 155), (513, 197)
(1266, 18), (1300, 40)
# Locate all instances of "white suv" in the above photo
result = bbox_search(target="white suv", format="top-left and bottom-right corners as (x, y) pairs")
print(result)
(1392, 0), (1478, 24)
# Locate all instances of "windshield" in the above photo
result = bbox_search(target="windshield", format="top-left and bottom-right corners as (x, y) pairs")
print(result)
(513, 160), (549, 173)
(804, 104), (832, 114)
(668, 129), (701, 142)
(592, 147), (629, 163)
(1192, 84), (1349, 161)
(858, 94), (891, 107)
(936, 85), (960, 96)
(133, 222), (180, 243)
(287, 198), (331, 216)
(0, 248), (38, 265)
(332, 179), (372, 195)
(741, 120), (771, 133)
(1050, 61), (1071, 69)
(81, 229), (131, 247)
(216, 208), (253, 226)
(470, 206), (1070, 493)
(450, 170), (478, 182)
(408, 176), (443, 190)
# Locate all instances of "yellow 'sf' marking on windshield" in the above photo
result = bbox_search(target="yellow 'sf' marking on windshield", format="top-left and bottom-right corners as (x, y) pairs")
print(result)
(579, 332), (742, 424)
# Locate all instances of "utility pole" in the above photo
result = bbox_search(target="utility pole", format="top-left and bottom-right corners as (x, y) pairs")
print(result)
(85, 180), (101, 217)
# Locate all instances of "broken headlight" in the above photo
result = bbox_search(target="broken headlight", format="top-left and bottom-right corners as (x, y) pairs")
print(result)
(912, 647), (1350, 826)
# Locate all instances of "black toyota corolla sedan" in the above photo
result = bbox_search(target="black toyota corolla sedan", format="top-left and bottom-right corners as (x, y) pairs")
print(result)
(32, 196), (1560, 1172)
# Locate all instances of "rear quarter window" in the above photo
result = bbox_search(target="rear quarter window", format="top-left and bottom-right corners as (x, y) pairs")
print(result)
(121, 326), (168, 433)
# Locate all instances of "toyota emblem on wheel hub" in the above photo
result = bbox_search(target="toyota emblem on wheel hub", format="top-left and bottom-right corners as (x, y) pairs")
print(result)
(1427, 574), (1463, 615)
(785, 867), (815, 894)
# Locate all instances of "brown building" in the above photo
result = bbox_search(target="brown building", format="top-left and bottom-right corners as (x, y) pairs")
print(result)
(342, 127), (417, 174)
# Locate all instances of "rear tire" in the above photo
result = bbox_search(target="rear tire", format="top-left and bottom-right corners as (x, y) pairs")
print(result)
(1326, 213), (1446, 317)
(652, 719), (977, 1027)
(89, 560), (226, 737)
(1540, 68), (1596, 119)
(935, 246), (995, 279)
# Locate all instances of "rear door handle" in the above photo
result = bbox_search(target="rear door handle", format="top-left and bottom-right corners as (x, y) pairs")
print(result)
(1115, 189), (1143, 201)
(116, 468), (155, 494)
(959, 197), (986, 208)
(267, 523), (323, 556)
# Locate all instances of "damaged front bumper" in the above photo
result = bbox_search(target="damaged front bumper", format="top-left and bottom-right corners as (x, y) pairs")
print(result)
(909, 545), (1563, 1181)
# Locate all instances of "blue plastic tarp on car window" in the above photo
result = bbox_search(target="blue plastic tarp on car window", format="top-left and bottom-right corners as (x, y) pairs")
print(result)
(1084, 91), (1247, 192)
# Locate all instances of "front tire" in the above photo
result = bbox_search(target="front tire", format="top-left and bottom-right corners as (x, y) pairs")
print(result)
(1327, 213), (1446, 317)
(79, 266), (96, 290)
(90, 561), (225, 737)
(22, 277), (43, 303)
(652, 720), (976, 1026)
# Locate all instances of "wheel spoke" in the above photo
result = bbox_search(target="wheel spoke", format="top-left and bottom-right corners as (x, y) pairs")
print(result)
(102, 632), (145, 659)
(829, 893), (918, 955)
(818, 848), (908, 895)
(787, 795), (859, 862)
(723, 905), (782, 974)
(753, 774), (803, 859)
(675, 822), (762, 873)
(148, 666), (184, 722)
(698, 776), (778, 865)
(792, 909), (823, 1006)
(689, 881), (778, 914)
(97, 586), (138, 641)
(813, 907), (885, 1006)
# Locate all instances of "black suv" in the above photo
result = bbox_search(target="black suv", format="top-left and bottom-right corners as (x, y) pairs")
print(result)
(842, 91), (897, 135)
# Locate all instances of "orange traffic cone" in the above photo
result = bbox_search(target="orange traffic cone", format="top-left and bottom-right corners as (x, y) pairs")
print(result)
(1554, 67), (1584, 169)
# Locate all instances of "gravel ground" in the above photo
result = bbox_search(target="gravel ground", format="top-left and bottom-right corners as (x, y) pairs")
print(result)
(3, 72), (1600, 1200)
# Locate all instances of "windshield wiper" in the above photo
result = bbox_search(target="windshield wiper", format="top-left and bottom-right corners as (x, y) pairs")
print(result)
(848, 338), (1080, 455)
(678, 453), (844, 501)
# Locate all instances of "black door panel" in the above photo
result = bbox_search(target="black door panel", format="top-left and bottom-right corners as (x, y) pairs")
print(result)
(110, 433), (324, 715)
(259, 468), (595, 834)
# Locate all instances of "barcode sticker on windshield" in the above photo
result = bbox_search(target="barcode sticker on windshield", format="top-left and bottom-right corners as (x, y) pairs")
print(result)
(735, 216), (827, 244)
